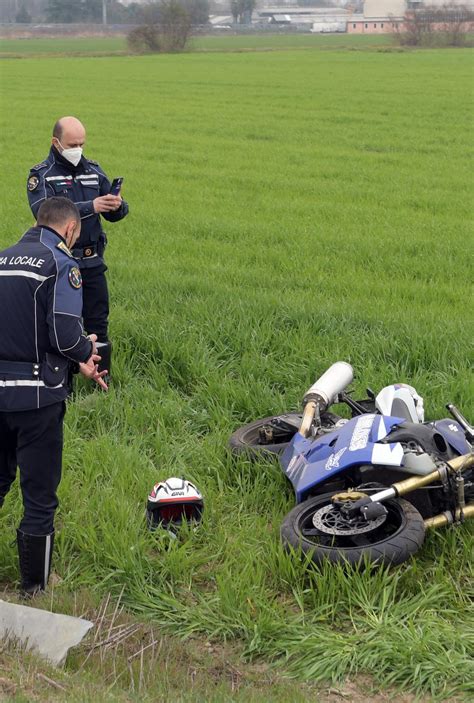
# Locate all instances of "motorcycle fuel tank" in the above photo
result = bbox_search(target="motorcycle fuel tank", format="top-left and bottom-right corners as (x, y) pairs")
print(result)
(281, 414), (405, 503)
(432, 419), (471, 455)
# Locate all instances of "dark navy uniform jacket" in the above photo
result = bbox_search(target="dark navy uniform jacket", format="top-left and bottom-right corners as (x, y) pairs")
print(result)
(0, 226), (93, 412)
(27, 147), (129, 269)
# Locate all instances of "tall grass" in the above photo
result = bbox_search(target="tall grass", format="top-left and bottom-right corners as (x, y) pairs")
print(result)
(0, 45), (473, 697)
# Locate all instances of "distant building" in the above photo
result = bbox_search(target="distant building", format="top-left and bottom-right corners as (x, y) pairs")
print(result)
(363, 0), (405, 18)
(349, 0), (474, 34)
(258, 6), (350, 29)
(209, 0), (474, 32)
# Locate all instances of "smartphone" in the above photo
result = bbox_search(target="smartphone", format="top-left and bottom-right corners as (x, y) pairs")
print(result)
(110, 177), (124, 196)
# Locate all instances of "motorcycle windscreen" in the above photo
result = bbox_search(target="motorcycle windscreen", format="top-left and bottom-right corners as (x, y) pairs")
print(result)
(281, 414), (405, 503)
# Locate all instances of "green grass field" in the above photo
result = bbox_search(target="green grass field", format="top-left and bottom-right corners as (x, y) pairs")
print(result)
(0, 37), (473, 701)
(0, 32), (395, 57)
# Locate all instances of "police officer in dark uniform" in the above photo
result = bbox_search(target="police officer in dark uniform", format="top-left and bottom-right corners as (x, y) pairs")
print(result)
(27, 116), (129, 378)
(0, 197), (107, 596)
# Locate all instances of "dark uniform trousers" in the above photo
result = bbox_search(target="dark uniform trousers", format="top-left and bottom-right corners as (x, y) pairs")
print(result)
(0, 403), (65, 535)
(81, 264), (109, 342)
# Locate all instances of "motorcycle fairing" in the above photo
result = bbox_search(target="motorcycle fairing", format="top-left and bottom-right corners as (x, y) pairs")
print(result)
(431, 419), (472, 456)
(281, 414), (405, 503)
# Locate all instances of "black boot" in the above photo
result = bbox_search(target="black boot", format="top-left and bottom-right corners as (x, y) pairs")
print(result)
(17, 529), (54, 597)
(96, 340), (112, 383)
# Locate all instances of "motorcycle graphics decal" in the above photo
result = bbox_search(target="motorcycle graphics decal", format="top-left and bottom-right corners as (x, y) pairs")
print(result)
(377, 416), (390, 440)
(371, 442), (404, 466)
(282, 415), (405, 503)
(325, 447), (347, 470)
(349, 414), (375, 451)
(286, 453), (307, 481)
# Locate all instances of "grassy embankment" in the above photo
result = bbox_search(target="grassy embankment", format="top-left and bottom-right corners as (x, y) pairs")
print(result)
(0, 42), (473, 701)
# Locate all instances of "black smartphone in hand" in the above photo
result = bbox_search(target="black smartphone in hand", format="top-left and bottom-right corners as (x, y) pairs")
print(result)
(110, 177), (124, 196)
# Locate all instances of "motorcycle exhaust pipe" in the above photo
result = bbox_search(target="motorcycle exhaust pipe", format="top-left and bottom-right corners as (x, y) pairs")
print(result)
(300, 362), (354, 438)
(424, 502), (474, 529)
(300, 401), (318, 438)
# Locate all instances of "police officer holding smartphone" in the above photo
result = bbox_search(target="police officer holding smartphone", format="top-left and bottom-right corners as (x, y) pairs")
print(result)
(27, 116), (129, 379)
(0, 197), (107, 596)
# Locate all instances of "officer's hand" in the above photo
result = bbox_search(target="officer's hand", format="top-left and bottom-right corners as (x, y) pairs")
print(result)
(79, 354), (108, 391)
(93, 195), (122, 213)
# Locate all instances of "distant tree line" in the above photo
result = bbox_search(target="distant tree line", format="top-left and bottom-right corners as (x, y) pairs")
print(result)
(1, 0), (210, 26)
(395, 3), (474, 47)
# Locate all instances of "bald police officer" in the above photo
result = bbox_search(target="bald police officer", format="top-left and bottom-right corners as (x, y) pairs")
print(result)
(0, 197), (107, 596)
(27, 116), (129, 379)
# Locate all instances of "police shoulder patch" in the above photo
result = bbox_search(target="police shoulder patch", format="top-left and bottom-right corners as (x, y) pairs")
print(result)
(30, 160), (48, 171)
(57, 241), (74, 258)
(68, 266), (82, 289)
(27, 175), (39, 192)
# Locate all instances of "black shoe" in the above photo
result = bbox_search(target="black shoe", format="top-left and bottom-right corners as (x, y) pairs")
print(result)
(17, 529), (54, 597)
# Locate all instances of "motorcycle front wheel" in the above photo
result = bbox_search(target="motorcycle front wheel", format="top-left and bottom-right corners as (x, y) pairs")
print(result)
(281, 493), (426, 567)
(228, 411), (341, 460)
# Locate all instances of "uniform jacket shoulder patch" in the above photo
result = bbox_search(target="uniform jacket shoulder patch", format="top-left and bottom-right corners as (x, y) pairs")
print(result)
(87, 158), (99, 166)
(30, 161), (48, 171)
(56, 241), (75, 258)
(68, 266), (82, 289)
(27, 175), (39, 191)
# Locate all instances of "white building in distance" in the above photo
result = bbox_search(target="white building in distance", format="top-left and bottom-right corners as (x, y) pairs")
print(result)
(364, 0), (474, 16)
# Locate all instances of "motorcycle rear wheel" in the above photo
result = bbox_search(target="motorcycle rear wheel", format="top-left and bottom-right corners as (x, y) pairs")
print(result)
(228, 412), (341, 459)
(281, 493), (425, 567)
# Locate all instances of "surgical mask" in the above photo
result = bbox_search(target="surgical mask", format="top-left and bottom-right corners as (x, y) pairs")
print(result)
(56, 139), (83, 167)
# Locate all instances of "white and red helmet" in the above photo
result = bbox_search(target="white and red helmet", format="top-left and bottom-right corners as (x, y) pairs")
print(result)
(146, 477), (204, 531)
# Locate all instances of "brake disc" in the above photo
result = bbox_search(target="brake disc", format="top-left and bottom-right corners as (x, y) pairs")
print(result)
(312, 504), (386, 536)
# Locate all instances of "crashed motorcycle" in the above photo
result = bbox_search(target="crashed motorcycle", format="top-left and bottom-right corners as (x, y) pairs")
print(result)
(229, 362), (474, 566)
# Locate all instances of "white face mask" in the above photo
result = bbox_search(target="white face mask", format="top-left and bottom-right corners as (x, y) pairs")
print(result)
(57, 139), (83, 167)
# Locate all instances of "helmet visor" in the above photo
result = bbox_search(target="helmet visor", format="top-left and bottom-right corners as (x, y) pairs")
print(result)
(148, 501), (203, 527)
(159, 503), (201, 522)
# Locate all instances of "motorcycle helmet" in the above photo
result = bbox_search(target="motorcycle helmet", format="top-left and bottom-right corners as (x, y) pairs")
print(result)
(146, 477), (204, 531)
(375, 384), (424, 423)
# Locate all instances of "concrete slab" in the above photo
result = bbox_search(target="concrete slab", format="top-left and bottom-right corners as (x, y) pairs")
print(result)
(0, 599), (94, 666)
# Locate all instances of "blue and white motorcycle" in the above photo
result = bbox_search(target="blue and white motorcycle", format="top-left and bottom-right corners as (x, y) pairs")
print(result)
(229, 362), (474, 567)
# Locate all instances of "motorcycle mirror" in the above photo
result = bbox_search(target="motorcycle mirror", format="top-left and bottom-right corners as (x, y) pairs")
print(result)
(446, 404), (474, 444)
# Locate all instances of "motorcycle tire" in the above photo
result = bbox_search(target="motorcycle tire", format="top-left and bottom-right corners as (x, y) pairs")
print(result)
(229, 411), (342, 460)
(281, 493), (425, 567)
